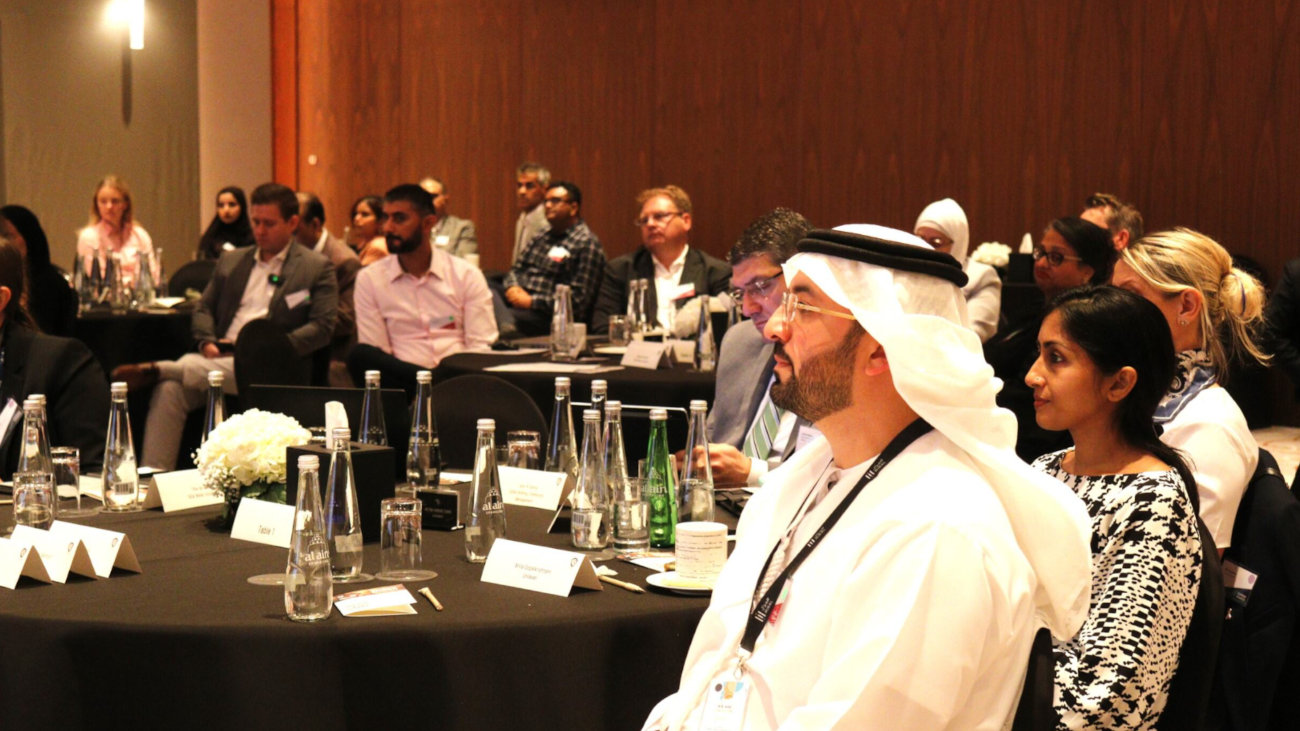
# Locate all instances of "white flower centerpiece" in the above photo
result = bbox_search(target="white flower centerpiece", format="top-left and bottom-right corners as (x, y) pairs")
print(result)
(970, 241), (1012, 269)
(193, 409), (311, 527)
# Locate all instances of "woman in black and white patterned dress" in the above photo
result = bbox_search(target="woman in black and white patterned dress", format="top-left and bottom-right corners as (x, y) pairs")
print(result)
(1024, 285), (1202, 730)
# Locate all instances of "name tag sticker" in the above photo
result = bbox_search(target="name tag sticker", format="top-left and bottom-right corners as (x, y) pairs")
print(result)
(435, 235), (451, 248)
(547, 246), (570, 262)
(284, 289), (310, 309)
(229, 498), (295, 548)
(152, 470), (224, 513)
(480, 539), (601, 597)
(48, 521), (140, 577)
(621, 341), (669, 369)
(498, 466), (569, 510)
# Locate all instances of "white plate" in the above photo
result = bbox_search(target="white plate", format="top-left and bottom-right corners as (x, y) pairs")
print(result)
(594, 345), (628, 355)
(645, 571), (713, 596)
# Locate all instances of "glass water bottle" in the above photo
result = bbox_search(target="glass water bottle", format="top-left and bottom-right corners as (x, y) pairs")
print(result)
(285, 455), (333, 622)
(544, 377), (579, 482)
(359, 370), (388, 445)
(323, 427), (364, 582)
(465, 419), (506, 562)
(605, 401), (648, 550)
(645, 408), (677, 548)
(680, 399), (715, 522)
(202, 370), (226, 444)
(407, 370), (441, 490)
(102, 382), (141, 511)
(571, 409), (610, 549)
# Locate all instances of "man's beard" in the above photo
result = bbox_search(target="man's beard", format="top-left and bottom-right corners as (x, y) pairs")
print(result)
(770, 329), (862, 423)
(387, 231), (422, 255)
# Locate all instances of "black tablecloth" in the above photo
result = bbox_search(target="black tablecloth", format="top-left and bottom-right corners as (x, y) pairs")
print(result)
(0, 504), (709, 730)
(74, 308), (194, 374)
(434, 351), (717, 464)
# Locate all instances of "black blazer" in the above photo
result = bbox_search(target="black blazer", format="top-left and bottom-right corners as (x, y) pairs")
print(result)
(0, 324), (110, 478)
(1212, 449), (1300, 730)
(191, 243), (338, 357)
(591, 245), (731, 334)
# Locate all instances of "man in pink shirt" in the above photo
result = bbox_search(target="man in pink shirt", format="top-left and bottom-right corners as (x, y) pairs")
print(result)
(348, 184), (497, 394)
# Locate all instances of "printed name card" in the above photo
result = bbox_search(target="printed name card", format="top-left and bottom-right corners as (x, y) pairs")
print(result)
(229, 498), (295, 548)
(9, 524), (96, 583)
(480, 539), (602, 597)
(498, 466), (569, 510)
(150, 470), (224, 512)
(666, 339), (697, 364)
(0, 536), (52, 588)
(48, 521), (140, 578)
(335, 584), (418, 617)
(621, 340), (670, 369)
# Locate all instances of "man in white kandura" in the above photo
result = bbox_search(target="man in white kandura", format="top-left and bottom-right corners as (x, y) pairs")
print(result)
(644, 225), (1093, 730)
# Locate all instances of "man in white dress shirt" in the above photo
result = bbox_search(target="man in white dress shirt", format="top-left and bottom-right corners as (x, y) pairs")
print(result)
(348, 184), (496, 395)
(644, 226), (1092, 730)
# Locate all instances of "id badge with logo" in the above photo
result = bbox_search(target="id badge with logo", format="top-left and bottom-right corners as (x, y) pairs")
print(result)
(697, 677), (751, 731)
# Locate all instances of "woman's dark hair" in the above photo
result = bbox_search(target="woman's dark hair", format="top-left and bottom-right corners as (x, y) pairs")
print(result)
(0, 238), (36, 330)
(0, 205), (53, 270)
(197, 186), (253, 260)
(1048, 285), (1198, 509)
(1050, 217), (1116, 284)
(350, 195), (385, 224)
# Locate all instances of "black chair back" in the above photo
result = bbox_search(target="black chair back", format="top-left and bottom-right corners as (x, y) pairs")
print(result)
(430, 375), (548, 470)
(168, 259), (216, 297)
(233, 319), (312, 395)
(1011, 627), (1055, 731)
(243, 384), (411, 479)
(1156, 516), (1224, 731)
(1211, 448), (1300, 730)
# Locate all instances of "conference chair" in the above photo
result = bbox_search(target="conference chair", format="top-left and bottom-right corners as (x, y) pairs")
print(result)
(1210, 449), (1300, 730)
(1156, 517), (1225, 731)
(167, 259), (216, 298)
(1011, 627), (1055, 731)
(430, 374), (548, 470)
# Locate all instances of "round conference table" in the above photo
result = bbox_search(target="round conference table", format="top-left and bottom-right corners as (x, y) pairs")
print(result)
(0, 503), (711, 730)
(74, 307), (194, 374)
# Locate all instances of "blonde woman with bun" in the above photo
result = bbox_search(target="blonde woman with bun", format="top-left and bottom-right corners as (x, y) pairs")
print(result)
(1111, 227), (1268, 550)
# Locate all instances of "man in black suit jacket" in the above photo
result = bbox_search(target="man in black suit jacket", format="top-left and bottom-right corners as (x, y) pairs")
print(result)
(0, 241), (109, 478)
(117, 183), (338, 470)
(591, 185), (730, 334)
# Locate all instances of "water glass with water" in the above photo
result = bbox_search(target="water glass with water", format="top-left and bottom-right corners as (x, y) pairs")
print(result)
(13, 471), (55, 530)
(613, 477), (650, 550)
(506, 431), (542, 470)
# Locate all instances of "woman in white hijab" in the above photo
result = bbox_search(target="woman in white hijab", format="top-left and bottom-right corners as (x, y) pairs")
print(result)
(915, 198), (1002, 341)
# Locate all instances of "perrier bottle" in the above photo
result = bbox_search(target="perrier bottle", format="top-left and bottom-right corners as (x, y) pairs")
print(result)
(645, 408), (677, 548)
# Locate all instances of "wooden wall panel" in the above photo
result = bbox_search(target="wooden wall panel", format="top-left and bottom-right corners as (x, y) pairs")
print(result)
(276, 0), (1300, 285)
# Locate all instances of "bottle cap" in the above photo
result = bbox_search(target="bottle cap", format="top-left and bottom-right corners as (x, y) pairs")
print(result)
(30, 394), (46, 406)
(298, 455), (319, 470)
(477, 418), (496, 430)
(331, 426), (351, 439)
(365, 370), (381, 383)
(650, 408), (667, 421)
(591, 380), (607, 395)
(555, 376), (571, 387)
(605, 399), (622, 411)
(689, 399), (708, 411)
(416, 370), (433, 383)
(110, 382), (128, 397)
(583, 409), (600, 420)
(208, 370), (224, 386)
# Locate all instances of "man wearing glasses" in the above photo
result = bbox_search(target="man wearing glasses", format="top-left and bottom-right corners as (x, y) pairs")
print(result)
(492, 181), (605, 337)
(679, 208), (814, 487)
(591, 185), (731, 334)
(644, 225), (1091, 730)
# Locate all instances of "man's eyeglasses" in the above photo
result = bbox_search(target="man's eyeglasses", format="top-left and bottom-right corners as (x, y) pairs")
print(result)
(543, 196), (573, 207)
(633, 211), (681, 228)
(729, 273), (782, 303)
(1031, 247), (1084, 267)
(779, 292), (857, 327)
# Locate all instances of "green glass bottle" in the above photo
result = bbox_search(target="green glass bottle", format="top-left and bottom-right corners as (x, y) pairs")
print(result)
(645, 408), (677, 548)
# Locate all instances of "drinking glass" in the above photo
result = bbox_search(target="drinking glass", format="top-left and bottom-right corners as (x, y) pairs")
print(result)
(53, 447), (97, 517)
(568, 322), (588, 358)
(506, 431), (541, 470)
(613, 477), (650, 551)
(608, 315), (630, 346)
(376, 497), (438, 581)
(13, 471), (55, 530)
(679, 478), (716, 522)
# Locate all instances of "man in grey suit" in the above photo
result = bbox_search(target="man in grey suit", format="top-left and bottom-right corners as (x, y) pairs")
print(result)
(297, 191), (360, 385)
(420, 176), (478, 259)
(689, 208), (813, 486)
(513, 162), (549, 264)
(116, 183), (338, 470)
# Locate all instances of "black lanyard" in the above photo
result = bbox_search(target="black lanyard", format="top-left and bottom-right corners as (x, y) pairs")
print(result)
(741, 418), (933, 656)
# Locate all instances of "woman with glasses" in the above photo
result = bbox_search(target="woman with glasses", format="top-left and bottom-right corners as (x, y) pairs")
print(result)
(914, 198), (1001, 341)
(1112, 228), (1267, 552)
(1026, 285), (1202, 730)
(985, 217), (1115, 461)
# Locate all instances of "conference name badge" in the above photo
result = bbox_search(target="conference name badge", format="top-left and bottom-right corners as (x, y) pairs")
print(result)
(697, 676), (751, 731)
(547, 246), (570, 263)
